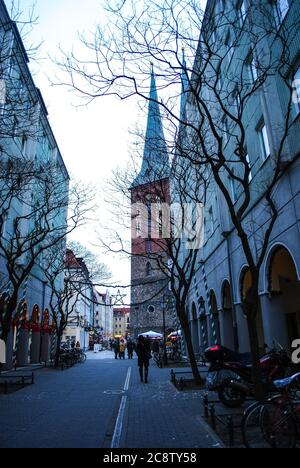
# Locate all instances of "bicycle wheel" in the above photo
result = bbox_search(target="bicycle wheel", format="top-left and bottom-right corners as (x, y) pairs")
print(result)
(242, 401), (297, 448)
(242, 401), (273, 448)
(80, 352), (87, 363)
(259, 401), (297, 449)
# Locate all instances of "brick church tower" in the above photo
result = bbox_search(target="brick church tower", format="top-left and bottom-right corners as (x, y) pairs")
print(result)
(130, 68), (175, 338)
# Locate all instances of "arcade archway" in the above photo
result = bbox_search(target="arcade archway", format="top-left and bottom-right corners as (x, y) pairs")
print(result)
(240, 267), (265, 354)
(268, 246), (300, 345)
(221, 281), (235, 350)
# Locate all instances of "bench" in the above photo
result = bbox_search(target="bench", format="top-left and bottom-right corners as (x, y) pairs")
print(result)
(170, 367), (209, 390)
(0, 372), (34, 394)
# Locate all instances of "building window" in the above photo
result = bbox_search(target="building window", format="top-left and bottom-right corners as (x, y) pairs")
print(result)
(292, 66), (300, 116)
(246, 52), (258, 83)
(208, 206), (215, 232)
(21, 134), (28, 154)
(237, 0), (247, 26)
(245, 152), (253, 182)
(146, 262), (152, 277)
(232, 88), (241, 114)
(274, 0), (289, 27)
(257, 121), (271, 161)
(0, 212), (8, 238)
(225, 31), (234, 65)
(221, 116), (229, 145)
(229, 174), (237, 203)
(219, 0), (226, 13)
(145, 239), (152, 253)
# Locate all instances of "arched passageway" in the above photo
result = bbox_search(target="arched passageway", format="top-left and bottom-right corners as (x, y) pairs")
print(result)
(266, 246), (300, 347)
(220, 281), (236, 350)
(240, 268), (265, 354)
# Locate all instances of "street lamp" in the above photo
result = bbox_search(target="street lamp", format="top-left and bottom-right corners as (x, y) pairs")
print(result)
(162, 295), (169, 366)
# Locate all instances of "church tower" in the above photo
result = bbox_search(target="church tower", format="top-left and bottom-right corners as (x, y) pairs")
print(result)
(130, 68), (175, 338)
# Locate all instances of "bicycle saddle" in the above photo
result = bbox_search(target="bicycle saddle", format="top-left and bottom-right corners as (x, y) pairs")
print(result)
(273, 372), (300, 390)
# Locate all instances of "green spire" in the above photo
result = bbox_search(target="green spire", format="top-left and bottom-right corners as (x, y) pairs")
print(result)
(131, 66), (169, 188)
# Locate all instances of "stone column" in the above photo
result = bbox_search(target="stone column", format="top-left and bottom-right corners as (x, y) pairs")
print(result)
(30, 327), (41, 364)
(16, 327), (29, 367)
(235, 304), (250, 352)
(220, 308), (235, 350)
(40, 331), (50, 363)
(4, 326), (15, 370)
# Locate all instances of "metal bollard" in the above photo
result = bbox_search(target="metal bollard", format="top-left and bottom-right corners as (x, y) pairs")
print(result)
(179, 377), (184, 391)
(170, 370), (175, 383)
(209, 404), (216, 430)
(227, 416), (234, 447)
(4, 380), (8, 395)
(31, 372), (34, 384)
(203, 395), (209, 418)
(22, 376), (25, 388)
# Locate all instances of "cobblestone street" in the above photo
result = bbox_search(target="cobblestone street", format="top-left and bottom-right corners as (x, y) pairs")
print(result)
(0, 351), (223, 448)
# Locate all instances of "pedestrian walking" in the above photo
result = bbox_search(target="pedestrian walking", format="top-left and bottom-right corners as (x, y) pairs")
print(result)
(127, 340), (134, 359)
(152, 338), (160, 361)
(113, 339), (120, 359)
(119, 339), (126, 359)
(136, 335), (152, 383)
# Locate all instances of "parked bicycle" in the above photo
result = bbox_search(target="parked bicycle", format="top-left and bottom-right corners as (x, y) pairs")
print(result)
(242, 372), (300, 448)
(57, 347), (87, 368)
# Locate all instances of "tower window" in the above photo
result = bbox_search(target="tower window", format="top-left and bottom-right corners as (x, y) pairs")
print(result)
(146, 262), (152, 276)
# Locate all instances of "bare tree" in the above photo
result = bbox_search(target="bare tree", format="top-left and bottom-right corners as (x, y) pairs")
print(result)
(0, 164), (94, 345)
(55, 0), (300, 395)
(43, 242), (111, 365)
(67, 240), (112, 284)
(102, 146), (206, 384)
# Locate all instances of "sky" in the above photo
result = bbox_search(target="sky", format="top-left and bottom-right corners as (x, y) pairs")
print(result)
(5, 0), (140, 302)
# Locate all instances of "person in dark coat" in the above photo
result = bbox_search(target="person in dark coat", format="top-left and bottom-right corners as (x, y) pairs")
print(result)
(113, 339), (120, 359)
(136, 335), (151, 383)
(127, 340), (134, 359)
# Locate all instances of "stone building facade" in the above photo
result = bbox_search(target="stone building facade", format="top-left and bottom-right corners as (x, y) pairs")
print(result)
(177, 0), (300, 355)
(0, 0), (69, 367)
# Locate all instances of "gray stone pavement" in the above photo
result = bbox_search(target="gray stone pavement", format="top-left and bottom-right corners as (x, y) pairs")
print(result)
(0, 350), (223, 448)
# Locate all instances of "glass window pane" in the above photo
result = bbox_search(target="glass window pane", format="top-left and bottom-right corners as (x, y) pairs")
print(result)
(293, 67), (300, 114)
(262, 125), (271, 157)
(279, 0), (289, 19)
(246, 154), (253, 182)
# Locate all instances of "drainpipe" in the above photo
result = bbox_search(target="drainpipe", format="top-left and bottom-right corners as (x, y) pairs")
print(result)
(42, 280), (47, 313)
(222, 231), (239, 352)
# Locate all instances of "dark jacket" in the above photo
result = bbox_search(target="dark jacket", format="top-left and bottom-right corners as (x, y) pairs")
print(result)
(136, 338), (151, 366)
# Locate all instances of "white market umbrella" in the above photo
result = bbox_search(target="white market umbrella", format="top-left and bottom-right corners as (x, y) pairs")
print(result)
(138, 330), (163, 339)
(168, 330), (182, 338)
